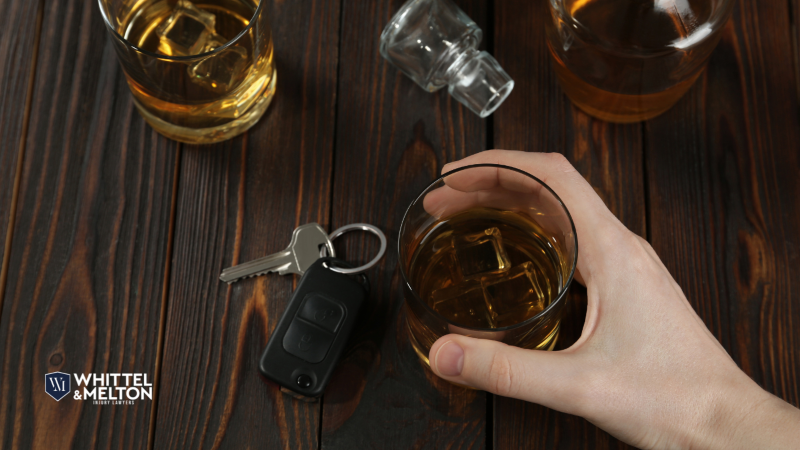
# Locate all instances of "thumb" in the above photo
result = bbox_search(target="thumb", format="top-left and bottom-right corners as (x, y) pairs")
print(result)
(429, 334), (583, 412)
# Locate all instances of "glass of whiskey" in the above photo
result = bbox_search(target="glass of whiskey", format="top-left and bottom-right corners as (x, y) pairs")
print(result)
(399, 164), (578, 368)
(546, 0), (734, 122)
(98, 0), (276, 144)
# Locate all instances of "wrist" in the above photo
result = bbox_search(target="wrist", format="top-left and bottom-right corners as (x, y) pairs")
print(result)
(699, 378), (800, 449)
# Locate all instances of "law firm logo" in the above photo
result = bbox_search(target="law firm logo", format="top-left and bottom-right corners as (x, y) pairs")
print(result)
(43, 372), (152, 404)
(45, 372), (71, 401)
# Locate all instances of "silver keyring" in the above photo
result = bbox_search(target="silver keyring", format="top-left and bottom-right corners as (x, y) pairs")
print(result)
(319, 223), (387, 274)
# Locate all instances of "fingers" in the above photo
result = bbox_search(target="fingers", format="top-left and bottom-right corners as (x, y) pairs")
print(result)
(429, 334), (583, 414)
(441, 164), (545, 194)
(441, 151), (619, 233)
(439, 150), (630, 285)
(422, 186), (537, 218)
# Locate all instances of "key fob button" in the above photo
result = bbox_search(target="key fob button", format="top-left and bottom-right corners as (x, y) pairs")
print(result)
(298, 293), (345, 333)
(296, 374), (313, 388)
(283, 320), (334, 363)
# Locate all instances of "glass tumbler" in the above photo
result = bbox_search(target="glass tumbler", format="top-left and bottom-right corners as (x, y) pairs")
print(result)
(399, 164), (578, 367)
(98, 0), (276, 144)
(546, 0), (735, 122)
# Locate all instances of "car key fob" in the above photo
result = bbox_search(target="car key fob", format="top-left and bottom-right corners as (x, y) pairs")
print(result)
(259, 257), (368, 397)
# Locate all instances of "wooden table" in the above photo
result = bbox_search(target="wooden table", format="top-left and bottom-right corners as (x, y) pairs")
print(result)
(1, 0), (798, 448)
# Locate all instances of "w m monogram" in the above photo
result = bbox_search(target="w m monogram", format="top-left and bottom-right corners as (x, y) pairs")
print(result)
(45, 372), (71, 401)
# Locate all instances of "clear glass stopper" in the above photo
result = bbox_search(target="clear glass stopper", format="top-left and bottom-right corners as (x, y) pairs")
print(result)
(380, 0), (514, 118)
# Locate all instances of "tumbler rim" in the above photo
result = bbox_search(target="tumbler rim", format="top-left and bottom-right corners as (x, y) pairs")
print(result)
(97, 0), (264, 61)
(398, 163), (579, 333)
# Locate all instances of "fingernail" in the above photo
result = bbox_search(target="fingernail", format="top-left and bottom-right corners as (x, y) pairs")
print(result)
(435, 341), (464, 377)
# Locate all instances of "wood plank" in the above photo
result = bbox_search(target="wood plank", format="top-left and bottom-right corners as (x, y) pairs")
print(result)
(320, 1), (488, 448)
(0, 0), (41, 303)
(793, 0), (800, 104)
(646, 0), (800, 407)
(151, 0), (341, 448)
(0, 0), (179, 446)
(492, 0), (645, 448)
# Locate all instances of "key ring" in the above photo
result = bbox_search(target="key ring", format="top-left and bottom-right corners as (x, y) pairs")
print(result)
(319, 223), (387, 275)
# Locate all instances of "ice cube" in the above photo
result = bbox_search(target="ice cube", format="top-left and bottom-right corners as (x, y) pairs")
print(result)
(188, 36), (249, 93)
(156, 0), (216, 57)
(452, 227), (511, 278)
(482, 261), (547, 327)
(425, 250), (461, 294)
(430, 280), (495, 328)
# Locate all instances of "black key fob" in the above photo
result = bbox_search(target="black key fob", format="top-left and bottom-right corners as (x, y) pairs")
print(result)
(259, 257), (368, 397)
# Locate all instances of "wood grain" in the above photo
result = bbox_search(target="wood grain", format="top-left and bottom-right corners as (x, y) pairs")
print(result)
(0, 0), (42, 301)
(492, 0), (645, 448)
(793, 0), (800, 104)
(0, 0), (178, 447)
(151, 0), (342, 448)
(646, 0), (800, 407)
(320, 1), (489, 449)
(1, 0), (798, 448)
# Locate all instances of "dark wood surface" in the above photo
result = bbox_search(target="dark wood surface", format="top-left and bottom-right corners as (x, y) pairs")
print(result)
(0, 0), (41, 305)
(645, 0), (800, 406)
(152, 0), (341, 448)
(0, 0), (179, 448)
(0, 0), (798, 449)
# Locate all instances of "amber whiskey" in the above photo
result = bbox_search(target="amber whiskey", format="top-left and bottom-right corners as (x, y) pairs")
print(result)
(118, 0), (275, 142)
(548, 0), (721, 122)
(407, 207), (564, 329)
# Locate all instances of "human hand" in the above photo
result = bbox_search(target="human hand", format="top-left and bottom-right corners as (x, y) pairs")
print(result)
(427, 150), (800, 449)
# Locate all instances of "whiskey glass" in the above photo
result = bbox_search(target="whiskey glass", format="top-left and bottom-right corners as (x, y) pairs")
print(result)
(98, 0), (276, 144)
(546, 0), (735, 122)
(399, 164), (578, 367)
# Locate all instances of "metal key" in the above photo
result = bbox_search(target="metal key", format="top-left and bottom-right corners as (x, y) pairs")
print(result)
(219, 223), (335, 284)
